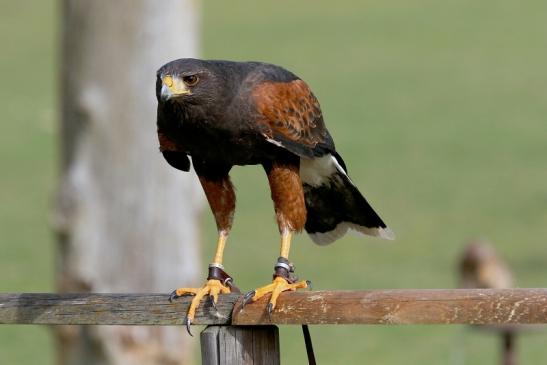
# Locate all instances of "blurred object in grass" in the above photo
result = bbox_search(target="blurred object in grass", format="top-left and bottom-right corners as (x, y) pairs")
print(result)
(458, 240), (518, 365)
(459, 240), (514, 289)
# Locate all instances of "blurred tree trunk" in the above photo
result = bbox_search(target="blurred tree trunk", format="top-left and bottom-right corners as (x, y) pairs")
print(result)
(53, 1), (202, 364)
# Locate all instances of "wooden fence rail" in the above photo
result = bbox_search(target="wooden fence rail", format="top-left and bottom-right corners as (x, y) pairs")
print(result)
(2, 288), (547, 326)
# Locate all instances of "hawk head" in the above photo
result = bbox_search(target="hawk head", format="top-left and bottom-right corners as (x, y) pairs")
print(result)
(156, 58), (228, 106)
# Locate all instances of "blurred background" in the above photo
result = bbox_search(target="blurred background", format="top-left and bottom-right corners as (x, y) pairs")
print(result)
(1, 0), (547, 364)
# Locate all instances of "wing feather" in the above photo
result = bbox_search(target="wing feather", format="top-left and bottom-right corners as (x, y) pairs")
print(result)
(252, 80), (334, 158)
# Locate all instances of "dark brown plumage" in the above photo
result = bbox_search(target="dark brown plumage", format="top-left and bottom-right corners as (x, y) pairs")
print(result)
(156, 58), (393, 330)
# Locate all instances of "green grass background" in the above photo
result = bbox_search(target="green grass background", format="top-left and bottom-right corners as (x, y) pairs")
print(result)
(1, 0), (547, 364)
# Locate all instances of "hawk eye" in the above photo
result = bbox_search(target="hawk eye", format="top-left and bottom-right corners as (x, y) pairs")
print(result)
(182, 75), (199, 86)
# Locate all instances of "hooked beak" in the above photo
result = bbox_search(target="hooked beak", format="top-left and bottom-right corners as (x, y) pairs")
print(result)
(160, 75), (190, 101)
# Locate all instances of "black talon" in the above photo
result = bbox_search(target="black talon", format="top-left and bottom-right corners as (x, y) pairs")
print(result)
(243, 290), (255, 302)
(241, 290), (256, 310)
(169, 290), (179, 303)
(210, 295), (217, 310)
(306, 280), (312, 291)
(267, 303), (274, 321)
(185, 318), (193, 337)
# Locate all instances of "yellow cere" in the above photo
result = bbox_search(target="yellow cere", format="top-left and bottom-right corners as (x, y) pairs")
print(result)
(162, 75), (173, 87)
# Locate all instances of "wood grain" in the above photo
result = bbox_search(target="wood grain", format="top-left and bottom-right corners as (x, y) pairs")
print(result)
(232, 289), (547, 325)
(2, 289), (547, 326)
(0, 293), (236, 325)
(201, 326), (280, 365)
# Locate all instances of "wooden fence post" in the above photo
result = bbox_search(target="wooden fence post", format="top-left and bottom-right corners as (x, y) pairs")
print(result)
(201, 326), (280, 365)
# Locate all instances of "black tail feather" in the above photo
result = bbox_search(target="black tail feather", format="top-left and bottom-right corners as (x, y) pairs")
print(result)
(303, 155), (393, 245)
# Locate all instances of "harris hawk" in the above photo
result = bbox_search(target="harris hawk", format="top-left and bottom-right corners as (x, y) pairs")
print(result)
(156, 58), (394, 332)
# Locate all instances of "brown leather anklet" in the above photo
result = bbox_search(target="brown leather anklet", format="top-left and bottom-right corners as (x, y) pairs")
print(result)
(207, 264), (241, 293)
(273, 257), (298, 283)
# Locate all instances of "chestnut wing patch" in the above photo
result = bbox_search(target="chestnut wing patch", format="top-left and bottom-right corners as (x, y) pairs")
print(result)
(158, 132), (184, 152)
(158, 132), (191, 171)
(252, 80), (334, 158)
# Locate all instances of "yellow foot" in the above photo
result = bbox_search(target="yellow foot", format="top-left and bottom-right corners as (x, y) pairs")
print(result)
(169, 279), (231, 335)
(242, 276), (309, 315)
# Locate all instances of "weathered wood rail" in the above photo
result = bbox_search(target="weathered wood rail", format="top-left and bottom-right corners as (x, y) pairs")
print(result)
(2, 289), (546, 365)
(1, 288), (547, 326)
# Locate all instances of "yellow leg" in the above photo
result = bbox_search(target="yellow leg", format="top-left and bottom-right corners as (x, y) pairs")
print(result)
(170, 231), (232, 334)
(244, 230), (308, 313)
(280, 230), (291, 258)
(212, 230), (228, 265)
